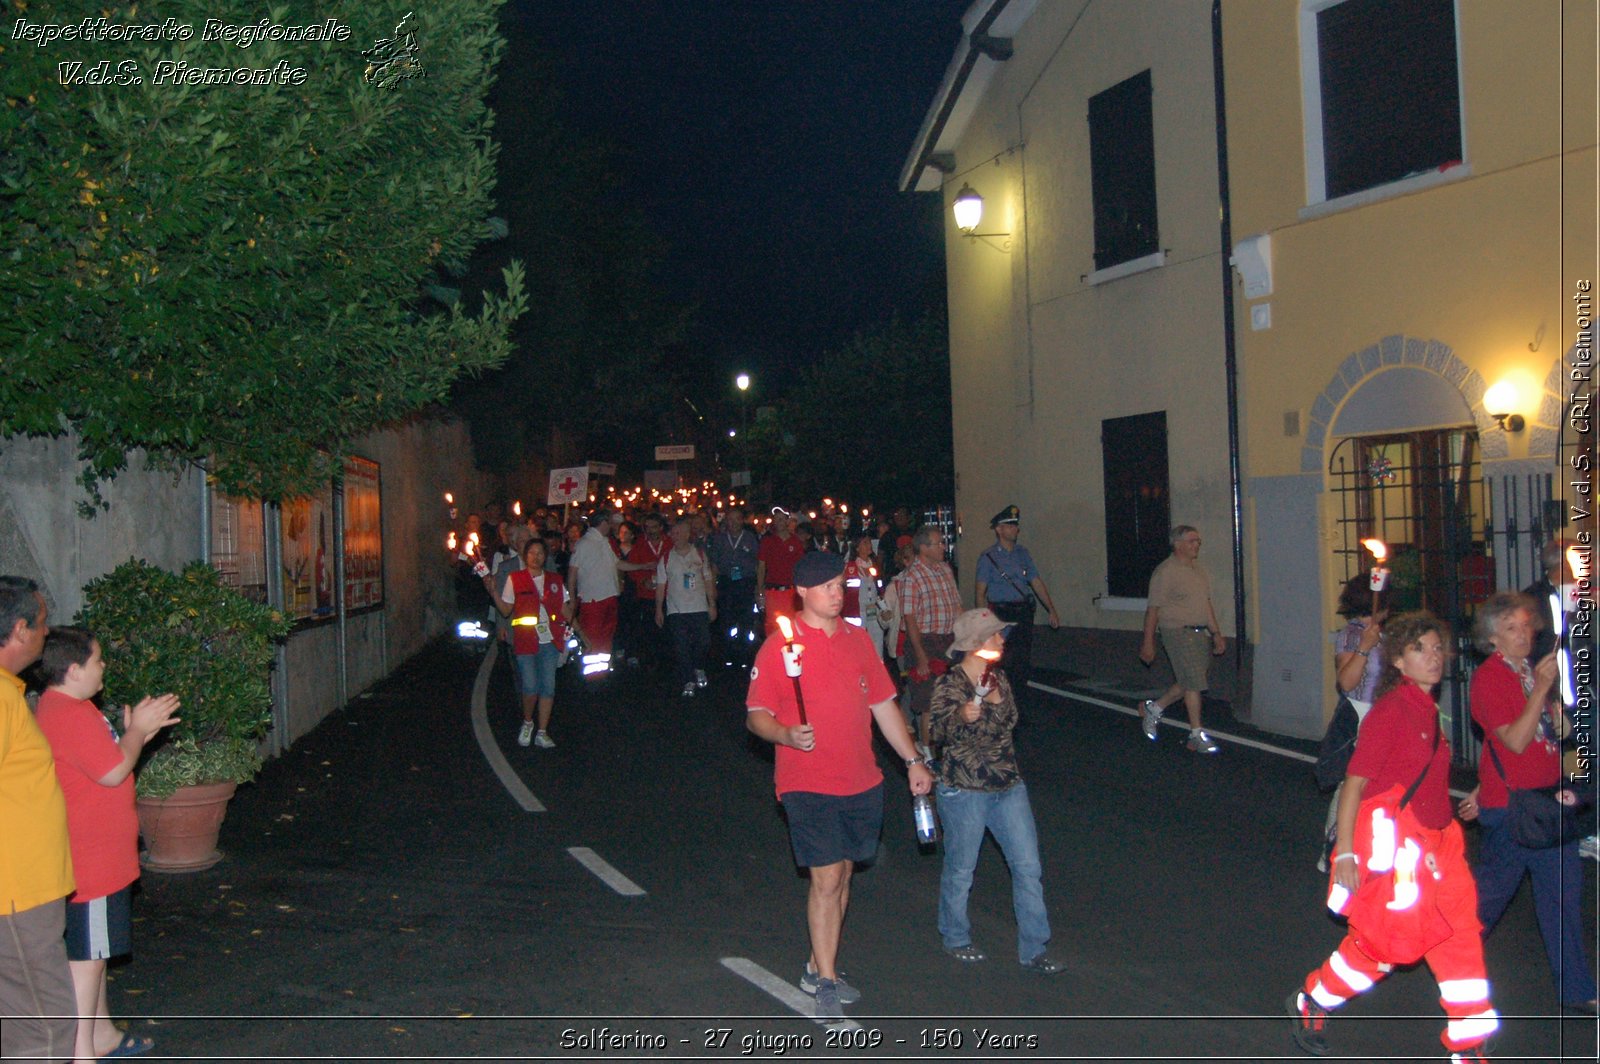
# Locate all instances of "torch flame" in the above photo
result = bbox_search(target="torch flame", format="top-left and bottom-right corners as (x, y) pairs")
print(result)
(975, 648), (1002, 662)
(1361, 538), (1388, 563)
(446, 531), (457, 551)
(775, 615), (795, 642)
(444, 492), (454, 504)
(1569, 546), (1589, 582)
(513, 501), (522, 516)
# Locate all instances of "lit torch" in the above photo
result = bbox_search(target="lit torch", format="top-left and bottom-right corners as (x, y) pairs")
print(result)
(513, 500), (522, 517)
(774, 614), (808, 726)
(974, 646), (1002, 692)
(446, 531), (457, 552)
(1361, 538), (1389, 617)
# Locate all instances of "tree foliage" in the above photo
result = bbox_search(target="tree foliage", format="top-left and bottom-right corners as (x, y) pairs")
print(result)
(756, 312), (953, 505)
(0, 1), (527, 501)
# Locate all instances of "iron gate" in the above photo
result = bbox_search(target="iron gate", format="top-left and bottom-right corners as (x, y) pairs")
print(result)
(1329, 429), (1486, 761)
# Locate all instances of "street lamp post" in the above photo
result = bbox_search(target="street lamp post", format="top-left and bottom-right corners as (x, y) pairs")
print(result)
(735, 372), (751, 480)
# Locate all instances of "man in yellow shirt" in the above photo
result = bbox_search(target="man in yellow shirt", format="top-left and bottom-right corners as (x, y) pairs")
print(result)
(0, 575), (77, 1062)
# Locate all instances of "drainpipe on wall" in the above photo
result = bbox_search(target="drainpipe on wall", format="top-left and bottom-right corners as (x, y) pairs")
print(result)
(333, 478), (348, 710)
(197, 470), (210, 566)
(1212, 0), (1248, 690)
(263, 502), (290, 756)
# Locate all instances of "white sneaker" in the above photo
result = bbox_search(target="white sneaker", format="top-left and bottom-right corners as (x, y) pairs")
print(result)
(1140, 700), (1162, 740)
(533, 730), (556, 749)
(682, 683), (696, 698)
(1580, 835), (1599, 862)
(1186, 728), (1220, 754)
(694, 668), (708, 688)
(517, 721), (535, 747)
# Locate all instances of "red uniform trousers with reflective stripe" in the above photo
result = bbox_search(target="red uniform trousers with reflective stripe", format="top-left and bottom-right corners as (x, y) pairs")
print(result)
(1303, 822), (1497, 1053)
(576, 597), (618, 653)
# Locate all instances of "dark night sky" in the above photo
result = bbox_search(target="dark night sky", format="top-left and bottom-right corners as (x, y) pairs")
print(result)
(500, 0), (970, 385)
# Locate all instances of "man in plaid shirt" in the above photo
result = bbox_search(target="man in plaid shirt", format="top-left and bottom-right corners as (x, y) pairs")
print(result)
(900, 525), (963, 752)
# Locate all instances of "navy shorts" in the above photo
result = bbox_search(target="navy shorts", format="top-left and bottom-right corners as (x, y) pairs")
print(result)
(64, 886), (132, 961)
(780, 783), (884, 868)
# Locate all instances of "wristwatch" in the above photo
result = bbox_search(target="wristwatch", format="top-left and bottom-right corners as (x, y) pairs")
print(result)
(905, 756), (928, 768)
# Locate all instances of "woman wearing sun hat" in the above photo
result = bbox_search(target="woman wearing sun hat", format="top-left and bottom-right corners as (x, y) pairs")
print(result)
(928, 608), (1063, 974)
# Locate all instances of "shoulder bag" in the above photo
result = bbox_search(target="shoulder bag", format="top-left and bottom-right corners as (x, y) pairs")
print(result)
(1484, 739), (1587, 849)
(1329, 724), (1454, 965)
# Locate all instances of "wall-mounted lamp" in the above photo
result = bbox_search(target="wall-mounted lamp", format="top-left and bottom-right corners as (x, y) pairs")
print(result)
(951, 183), (1011, 251)
(1483, 379), (1525, 432)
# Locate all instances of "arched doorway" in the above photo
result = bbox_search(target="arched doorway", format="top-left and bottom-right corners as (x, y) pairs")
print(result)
(1326, 364), (1486, 754)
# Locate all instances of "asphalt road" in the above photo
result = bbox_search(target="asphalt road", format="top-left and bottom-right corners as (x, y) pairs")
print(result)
(111, 637), (1597, 1062)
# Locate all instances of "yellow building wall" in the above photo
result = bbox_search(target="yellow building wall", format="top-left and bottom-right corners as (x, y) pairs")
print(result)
(1220, 0), (1595, 729)
(943, 0), (1234, 633)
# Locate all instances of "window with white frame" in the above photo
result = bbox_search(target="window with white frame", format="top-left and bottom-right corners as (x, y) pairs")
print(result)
(1301, 0), (1463, 204)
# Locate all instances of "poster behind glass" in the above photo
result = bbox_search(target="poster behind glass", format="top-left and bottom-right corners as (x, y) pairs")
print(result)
(342, 456), (383, 610)
(280, 484), (337, 622)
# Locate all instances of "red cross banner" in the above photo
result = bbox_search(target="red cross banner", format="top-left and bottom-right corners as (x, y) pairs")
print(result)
(546, 466), (590, 505)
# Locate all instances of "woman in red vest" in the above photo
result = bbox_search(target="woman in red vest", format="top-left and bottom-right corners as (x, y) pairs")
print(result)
(493, 539), (572, 749)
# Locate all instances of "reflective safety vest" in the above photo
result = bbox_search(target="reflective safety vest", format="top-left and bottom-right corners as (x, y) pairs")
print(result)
(509, 568), (567, 655)
(843, 559), (866, 626)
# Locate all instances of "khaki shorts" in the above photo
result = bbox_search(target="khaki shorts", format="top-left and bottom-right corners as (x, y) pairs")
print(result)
(1159, 626), (1212, 691)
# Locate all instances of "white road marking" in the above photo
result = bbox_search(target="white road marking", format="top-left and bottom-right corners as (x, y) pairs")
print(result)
(469, 641), (546, 812)
(720, 957), (859, 1030)
(1029, 680), (1470, 798)
(567, 846), (647, 896)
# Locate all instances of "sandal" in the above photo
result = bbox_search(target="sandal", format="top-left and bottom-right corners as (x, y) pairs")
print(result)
(1020, 953), (1066, 975)
(943, 944), (986, 962)
(101, 1032), (155, 1058)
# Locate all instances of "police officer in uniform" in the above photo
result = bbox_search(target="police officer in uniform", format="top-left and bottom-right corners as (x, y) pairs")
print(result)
(974, 505), (1059, 696)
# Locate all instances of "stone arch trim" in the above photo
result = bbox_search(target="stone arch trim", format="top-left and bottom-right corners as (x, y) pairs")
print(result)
(1299, 335), (1564, 473)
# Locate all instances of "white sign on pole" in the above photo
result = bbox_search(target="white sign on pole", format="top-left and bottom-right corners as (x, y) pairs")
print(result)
(730, 471), (752, 488)
(654, 444), (695, 461)
(547, 466), (590, 505)
(587, 461), (617, 476)
(643, 469), (677, 493)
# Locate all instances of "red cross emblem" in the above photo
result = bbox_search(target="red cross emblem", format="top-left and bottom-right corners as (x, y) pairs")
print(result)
(557, 475), (579, 495)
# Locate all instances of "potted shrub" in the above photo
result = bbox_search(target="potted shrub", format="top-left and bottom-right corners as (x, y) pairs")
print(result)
(77, 560), (291, 871)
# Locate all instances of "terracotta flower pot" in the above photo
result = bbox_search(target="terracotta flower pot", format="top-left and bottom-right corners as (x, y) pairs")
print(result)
(136, 781), (237, 873)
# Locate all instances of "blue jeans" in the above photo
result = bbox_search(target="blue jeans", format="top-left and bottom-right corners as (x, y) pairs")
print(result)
(937, 781), (1050, 962)
(513, 643), (559, 699)
(1476, 806), (1597, 1004)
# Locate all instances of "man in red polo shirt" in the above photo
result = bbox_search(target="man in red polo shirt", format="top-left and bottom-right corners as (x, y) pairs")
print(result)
(756, 509), (806, 636)
(624, 513), (671, 668)
(746, 550), (933, 1021)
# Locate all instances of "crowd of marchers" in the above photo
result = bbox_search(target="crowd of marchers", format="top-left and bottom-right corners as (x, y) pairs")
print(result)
(2, 497), (1592, 1060)
(449, 501), (943, 746)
